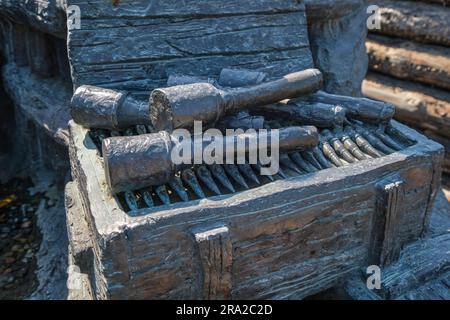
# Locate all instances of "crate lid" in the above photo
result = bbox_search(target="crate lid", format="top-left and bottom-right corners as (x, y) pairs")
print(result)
(67, 0), (314, 99)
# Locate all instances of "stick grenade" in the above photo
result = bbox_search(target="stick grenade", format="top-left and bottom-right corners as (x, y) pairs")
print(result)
(149, 69), (323, 131)
(252, 101), (346, 128)
(71, 85), (151, 130)
(102, 126), (318, 194)
(302, 91), (395, 124)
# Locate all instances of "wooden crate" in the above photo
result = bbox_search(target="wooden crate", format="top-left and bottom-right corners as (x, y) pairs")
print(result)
(67, 120), (443, 299)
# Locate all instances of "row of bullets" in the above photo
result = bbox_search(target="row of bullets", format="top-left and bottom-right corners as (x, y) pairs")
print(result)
(89, 117), (407, 212)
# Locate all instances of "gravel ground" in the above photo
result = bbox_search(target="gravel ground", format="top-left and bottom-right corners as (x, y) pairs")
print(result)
(0, 178), (41, 299)
(0, 176), (68, 300)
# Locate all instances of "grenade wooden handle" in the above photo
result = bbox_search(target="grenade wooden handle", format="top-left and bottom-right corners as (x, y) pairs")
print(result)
(150, 69), (323, 131)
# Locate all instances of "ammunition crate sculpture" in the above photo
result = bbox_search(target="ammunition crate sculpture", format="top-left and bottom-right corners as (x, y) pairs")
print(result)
(64, 0), (444, 299)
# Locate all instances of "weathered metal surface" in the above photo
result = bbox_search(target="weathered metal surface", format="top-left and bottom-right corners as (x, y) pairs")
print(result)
(253, 101), (346, 128)
(216, 112), (265, 131)
(89, 118), (419, 213)
(70, 69), (322, 130)
(102, 126), (319, 193)
(71, 85), (152, 130)
(149, 69), (322, 131)
(1, 63), (72, 146)
(306, 0), (368, 95)
(301, 91), (395, 124)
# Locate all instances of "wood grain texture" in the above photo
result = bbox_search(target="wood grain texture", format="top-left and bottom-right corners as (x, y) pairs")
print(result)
(65, 181), (93, 275)
(65, 181), (95, 300)
(67, 0), (314, 96)
(363, 73), (450, 174)
(193, 226), (232, 300)
(363, 73), (450, 140)
(399, 273), (450, 300)
(367, 35), (450, 91)
(377, 178), (405, 266)
(381, 233), (450, 299)
(372, 0), (450, 46)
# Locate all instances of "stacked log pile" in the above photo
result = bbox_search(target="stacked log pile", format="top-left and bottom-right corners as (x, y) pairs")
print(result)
(363, 0), (450, 176)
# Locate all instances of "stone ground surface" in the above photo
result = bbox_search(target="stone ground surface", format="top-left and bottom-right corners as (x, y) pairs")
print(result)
(0, 178), (40, 299)
(0, 176), (68, 300)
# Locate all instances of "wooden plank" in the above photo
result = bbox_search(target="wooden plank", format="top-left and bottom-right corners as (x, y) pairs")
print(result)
(377, 178), (405, 266)
(371, 0), (450, 46)
(193, 226), (232, 300)
(69, 0), (305, 18)
(367, 35), (450, 91)
(363, 73), (450, 140)
(67, 0), (313, 95)
(382, 233), (450, 299)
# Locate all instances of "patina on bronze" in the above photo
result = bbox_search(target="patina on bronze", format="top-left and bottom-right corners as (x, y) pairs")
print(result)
(252, 101), (346, 128)
(71, 85), (151, 130)
(301, 91), (395, 124)
(102, 126), (319, 194)
(149, 69), (323, 131)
